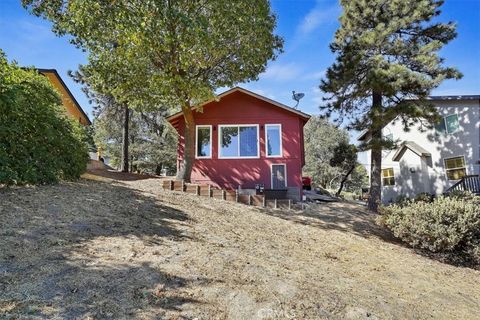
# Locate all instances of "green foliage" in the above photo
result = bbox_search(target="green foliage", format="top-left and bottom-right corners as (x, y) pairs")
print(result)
(23, 0), (283, 181)
(448, 190), (477, 200)
(303, 116), (368, 193)
(330, 141), (357, 170)
(379, 196), (480, 264)
(344, 164), (369, 193)
(320, 0), (461, 211)
(0, 51), (88, 185)
(93, 97), (177, 174)
(414, 192), (434, 203)
(321, 0), (461, 136)
(303, 116), (349, 188)
(23, 0), (283, 110)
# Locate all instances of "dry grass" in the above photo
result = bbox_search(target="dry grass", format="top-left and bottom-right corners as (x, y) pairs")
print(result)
(0, 170), (479, 319)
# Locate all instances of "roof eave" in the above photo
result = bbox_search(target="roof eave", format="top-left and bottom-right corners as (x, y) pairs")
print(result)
(166, 86), (311, 123)
(37, 69), (92, 125)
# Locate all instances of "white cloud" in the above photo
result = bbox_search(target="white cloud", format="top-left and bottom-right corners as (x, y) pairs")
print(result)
(297, 2), (340, 35)
(302, 69), (326, 81)
(260, 62), (302, 81)
(252, 89), (277, 100)
(17, 20), (55, 43)
(311, 86), (326, 105)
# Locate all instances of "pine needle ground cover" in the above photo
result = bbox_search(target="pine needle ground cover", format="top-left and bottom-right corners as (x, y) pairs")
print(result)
(1, 173), (479, 319)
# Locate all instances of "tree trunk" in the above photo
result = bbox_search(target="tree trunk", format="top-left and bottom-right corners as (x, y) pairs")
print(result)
(368, 142), (382, 211)
(120, 104), (129, 173)
(336, 165), (355, 197)
(367, 91), (383, 212)
(176, 106), (195, 182)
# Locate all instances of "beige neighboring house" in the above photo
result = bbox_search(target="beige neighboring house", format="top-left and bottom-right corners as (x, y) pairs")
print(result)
(358, 95), (480, 203)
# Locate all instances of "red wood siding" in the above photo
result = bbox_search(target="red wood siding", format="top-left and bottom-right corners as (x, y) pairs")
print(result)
(171, 90), (309, 196)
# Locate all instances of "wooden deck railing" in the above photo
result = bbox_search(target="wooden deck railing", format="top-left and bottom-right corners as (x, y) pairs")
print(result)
(445, 175), (480, 195)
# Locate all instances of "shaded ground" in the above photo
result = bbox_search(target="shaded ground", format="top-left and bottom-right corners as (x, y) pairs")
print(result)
(1, 171), (479, 319)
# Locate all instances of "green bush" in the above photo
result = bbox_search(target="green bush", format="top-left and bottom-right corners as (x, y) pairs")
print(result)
(414, 192), (434, 203)
(378, 196), (480, 265)
(0, 51), (88, 185)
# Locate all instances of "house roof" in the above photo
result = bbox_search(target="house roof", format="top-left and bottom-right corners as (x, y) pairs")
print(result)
(392, 141), (431, 162)
(36, 68), (92, 125)
(166, 86), (311, 122)
(428, 95), (480, 101)
(357, 94), (480, 141)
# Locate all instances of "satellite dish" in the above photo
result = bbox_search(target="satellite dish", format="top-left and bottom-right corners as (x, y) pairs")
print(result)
(292, 91), (305, 108)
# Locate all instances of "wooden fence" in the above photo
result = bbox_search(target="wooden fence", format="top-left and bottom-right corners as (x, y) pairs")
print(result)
(161, 179), (293, 209)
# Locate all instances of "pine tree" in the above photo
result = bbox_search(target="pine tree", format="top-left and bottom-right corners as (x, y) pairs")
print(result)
(320, 0), (461, 211)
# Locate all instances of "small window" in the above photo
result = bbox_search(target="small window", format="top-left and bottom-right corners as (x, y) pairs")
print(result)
(445, 114), (459, 134)
(435, 119), (447, 135)
(444, 156), (466, 180)
(435, 114), (460, 135)
(382, 168), (395, 186)
(219, 125), (259, 158)
(196, 125), (211, 158)
(266, 124), (282, 157)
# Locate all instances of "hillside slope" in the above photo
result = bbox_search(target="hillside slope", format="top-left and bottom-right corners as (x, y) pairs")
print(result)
(1, 172), (479, 319)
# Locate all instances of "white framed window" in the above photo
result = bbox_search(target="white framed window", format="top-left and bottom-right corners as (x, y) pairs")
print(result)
(218, 124), (259, 159)
(382, 168), (395, 186)
(195, 125), (212, 158)
(265, 124), (282, 157)
(436, 114), (460, 135)
(444, 156), (466, 180)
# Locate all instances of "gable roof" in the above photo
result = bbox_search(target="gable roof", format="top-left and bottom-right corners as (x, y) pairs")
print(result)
(392, 141), (431, 162)
(166, 86), (311, 122)
(37, 69), (92, 125)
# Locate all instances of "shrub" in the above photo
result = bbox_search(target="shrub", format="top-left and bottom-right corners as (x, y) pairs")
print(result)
(378, 196), (480, 265)
(414, 192), (434, 203)
(0, 51), (88, 185)
(448, 190), (477, 200)
(393, 194), (411, 207)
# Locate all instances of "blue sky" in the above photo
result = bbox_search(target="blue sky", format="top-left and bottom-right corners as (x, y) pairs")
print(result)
(1, 0), (479, 124)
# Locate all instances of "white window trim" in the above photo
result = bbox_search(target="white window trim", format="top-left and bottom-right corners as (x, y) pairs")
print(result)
(270, 163), (287, 189)
(218, 124), (260, 159)
(195, 125), (212, 159)
(444, 113), (460, 134)
(444, 155), (467, 181)
(265, 124), (283, 158)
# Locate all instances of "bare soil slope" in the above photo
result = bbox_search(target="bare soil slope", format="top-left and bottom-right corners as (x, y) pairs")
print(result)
(1, 171), (479, 319)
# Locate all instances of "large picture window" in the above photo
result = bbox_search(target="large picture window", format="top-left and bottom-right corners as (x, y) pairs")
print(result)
(196, 125), (212, 158)
(266, 124), (282, 157)
(219, 125), (259, 158)
(382, 168), (395, 186)
(444, 156), (466, 180)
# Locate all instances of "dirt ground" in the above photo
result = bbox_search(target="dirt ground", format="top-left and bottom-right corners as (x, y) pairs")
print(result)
(1, 170), (479, 319)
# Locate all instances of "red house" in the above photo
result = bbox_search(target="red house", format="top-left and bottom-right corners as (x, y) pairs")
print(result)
(167, 87), (310, 200)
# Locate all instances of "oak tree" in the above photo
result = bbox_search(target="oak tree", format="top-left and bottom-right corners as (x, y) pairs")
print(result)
(23, 0), (283, 181)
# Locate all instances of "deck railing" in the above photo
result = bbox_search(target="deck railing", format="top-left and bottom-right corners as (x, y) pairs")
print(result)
(445, 175), (480, 195)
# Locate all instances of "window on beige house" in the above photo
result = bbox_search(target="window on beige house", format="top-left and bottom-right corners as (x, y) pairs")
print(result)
(436, 114), (460, 135)
(382, 168), (395, 186)
(444, 156), (466, 180)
